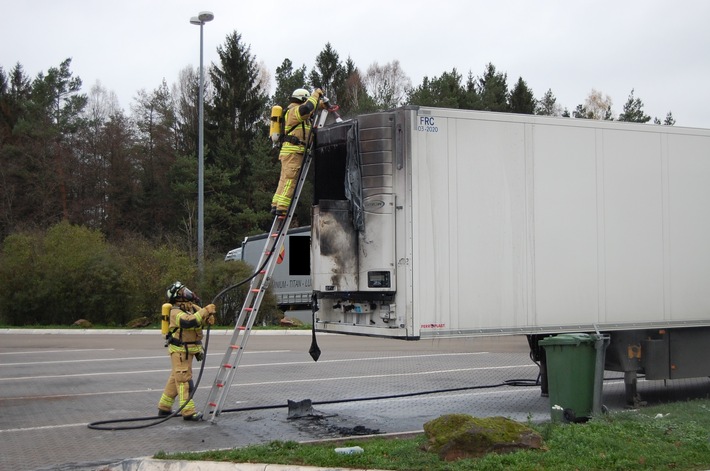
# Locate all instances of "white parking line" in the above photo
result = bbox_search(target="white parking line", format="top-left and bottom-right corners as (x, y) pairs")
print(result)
(0, 349), (115, 355)
(1, 364), (535, 397)
(0, 352), (491, 380)
(0, 350), (293, 367)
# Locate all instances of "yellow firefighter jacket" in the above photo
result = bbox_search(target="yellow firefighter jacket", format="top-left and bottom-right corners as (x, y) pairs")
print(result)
(166, 303), (209, 355)
(279, 94), (318, 156)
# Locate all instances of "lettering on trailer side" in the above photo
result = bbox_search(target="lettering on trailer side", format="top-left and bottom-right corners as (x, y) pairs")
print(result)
(416, 115), (439, 133)
(272, 278), (312, 289)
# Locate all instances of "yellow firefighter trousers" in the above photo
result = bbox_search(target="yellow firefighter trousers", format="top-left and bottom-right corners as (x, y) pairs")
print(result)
(158, 351), (197, 417)
(272, 151), (304, 211)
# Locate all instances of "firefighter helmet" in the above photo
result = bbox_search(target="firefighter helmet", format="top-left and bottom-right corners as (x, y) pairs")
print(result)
(166, 281), (184, 302)
(290, 88), (310, 103)
(166, 281), (197, 303)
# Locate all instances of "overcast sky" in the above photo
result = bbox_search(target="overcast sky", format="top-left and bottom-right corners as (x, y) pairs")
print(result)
(3, 0), (710, 128)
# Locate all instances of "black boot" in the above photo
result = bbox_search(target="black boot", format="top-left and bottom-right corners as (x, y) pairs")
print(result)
(183, 412), (204, 421)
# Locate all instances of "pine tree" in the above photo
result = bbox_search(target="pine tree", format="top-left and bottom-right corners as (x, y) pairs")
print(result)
(309, 43), (346, 103)
(205, 30), (270, 253)
(536, 89), (562, 116)
(406, 69), (465, 108)
(478, 63), (509, 112)
(508, 77), (536, 114)
(272, 58), (307, 109)
(618, 89), (651, 123)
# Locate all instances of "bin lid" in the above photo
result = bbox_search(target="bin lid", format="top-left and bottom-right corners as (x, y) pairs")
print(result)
(538, 333), (594, 346)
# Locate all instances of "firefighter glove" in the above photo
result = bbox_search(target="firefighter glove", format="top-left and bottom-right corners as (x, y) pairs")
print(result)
(206, 304), (217, 315)
(195, 351), (204, 362)
(313, 88), (323, 100)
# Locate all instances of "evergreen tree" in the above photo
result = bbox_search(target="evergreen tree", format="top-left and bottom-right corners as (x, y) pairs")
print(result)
(174, 66), (199, 158)
(664, 111), (675, 126)
(100, 111), (140, 239)
(210, 31), (268, 159)
(508, 77), (536, 114)
(536, 88), (562, 116)
(572, 103), (592, 119)
(618, 89), (651, 123)
(131, 81), (180, 237)
(478, 63), (509, 112)
(206, 30), (270, 254)
(0, 63), (33, 238)
(309, 43), (346, 103)
(406, 69), (465, 108)
(23, 58), (87, 225)
(461, 71), (482, 110)
(654, 111), (676, 126)
(272, 58), (307, 109)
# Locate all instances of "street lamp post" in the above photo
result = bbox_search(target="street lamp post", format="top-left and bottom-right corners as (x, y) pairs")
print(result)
(190, 11), (214, 277)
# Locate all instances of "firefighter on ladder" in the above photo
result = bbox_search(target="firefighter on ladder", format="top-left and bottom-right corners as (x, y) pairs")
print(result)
(158, 281), (216, 421)
(271, 87), (323, 216)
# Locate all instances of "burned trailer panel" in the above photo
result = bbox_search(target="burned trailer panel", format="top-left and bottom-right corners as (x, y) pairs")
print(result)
(312, 113), (404, 335)
(312, 120), (358, 293)
(312, 199), (358, 293)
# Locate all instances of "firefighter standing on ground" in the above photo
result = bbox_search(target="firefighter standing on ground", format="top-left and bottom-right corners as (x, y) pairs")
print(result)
(158, 281), (216, 421)
(271, 87), (323, 215)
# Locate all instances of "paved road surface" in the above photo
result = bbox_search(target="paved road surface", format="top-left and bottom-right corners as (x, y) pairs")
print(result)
(1, 330), (708, 470)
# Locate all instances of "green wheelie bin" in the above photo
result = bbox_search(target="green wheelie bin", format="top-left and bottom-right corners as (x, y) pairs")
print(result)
(539, 333), (605, 423)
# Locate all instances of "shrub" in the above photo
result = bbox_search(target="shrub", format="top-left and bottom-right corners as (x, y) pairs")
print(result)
(0, 222), (129, 325)
(0, 222), (278, 327)
(198, 258), (281, 327)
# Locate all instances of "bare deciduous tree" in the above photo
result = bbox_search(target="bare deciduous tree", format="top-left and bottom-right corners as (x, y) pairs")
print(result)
(584, 88), (614, 120)
(364, 60), (411, 110)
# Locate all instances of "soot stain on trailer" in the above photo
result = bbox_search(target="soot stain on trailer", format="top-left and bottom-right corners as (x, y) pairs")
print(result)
(316, 203), (358, 288)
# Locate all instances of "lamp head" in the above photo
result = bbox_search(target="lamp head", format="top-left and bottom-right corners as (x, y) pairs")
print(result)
(198, 11), (214, 22)
(190, 11), (214, 25)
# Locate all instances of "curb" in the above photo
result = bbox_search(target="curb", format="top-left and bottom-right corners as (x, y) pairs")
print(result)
(109, 458), (391, 471)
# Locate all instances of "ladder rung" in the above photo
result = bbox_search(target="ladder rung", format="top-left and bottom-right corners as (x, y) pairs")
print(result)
(250, 288), (260, 293)
(222, 363), (234, 369)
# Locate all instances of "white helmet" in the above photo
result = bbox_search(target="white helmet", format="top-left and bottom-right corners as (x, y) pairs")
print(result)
(166, 281), (198, 303)
(291, 88), (310, 103)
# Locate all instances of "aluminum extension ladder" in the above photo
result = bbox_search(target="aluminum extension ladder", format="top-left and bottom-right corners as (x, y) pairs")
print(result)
(204, 105), (336, 423)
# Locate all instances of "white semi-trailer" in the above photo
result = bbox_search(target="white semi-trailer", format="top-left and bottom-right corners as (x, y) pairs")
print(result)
(310, 106), (710, 404)
(227, 226), (312, 308)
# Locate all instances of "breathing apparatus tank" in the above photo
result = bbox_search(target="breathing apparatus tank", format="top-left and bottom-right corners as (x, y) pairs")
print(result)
(269, 105), (283, 146)
(161, 303), (171, 336)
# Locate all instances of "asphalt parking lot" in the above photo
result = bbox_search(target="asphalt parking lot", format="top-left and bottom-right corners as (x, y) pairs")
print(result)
(1, 329), (709, 471)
